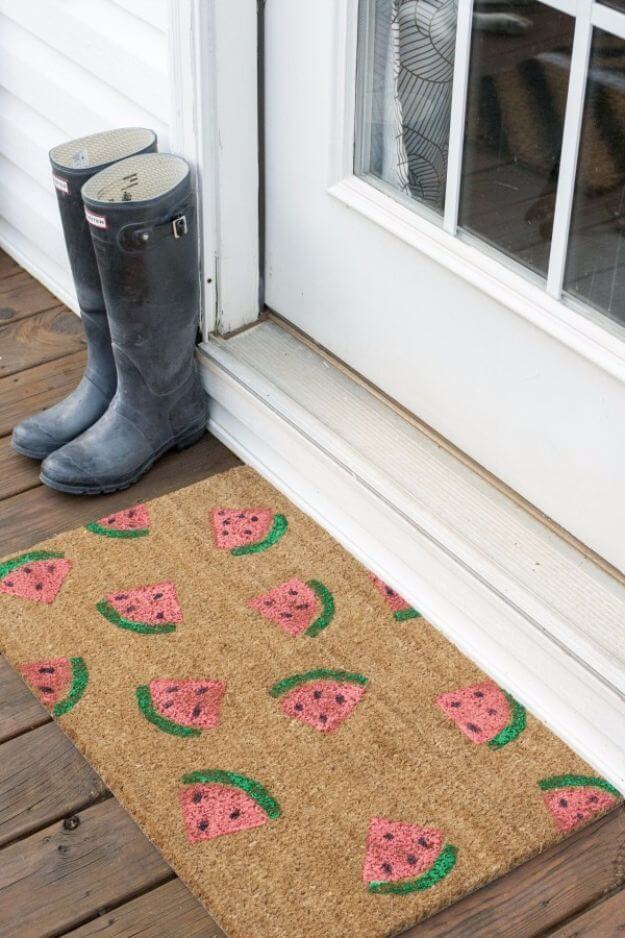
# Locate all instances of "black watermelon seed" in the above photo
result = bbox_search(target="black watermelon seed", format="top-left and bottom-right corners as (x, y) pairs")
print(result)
(39, 666), (55, 674)
(288, 589), (297, 595)
(383, 832), (394, 840)
(128, 510), (135, 517)
(23, 567), (31, 573)
(166, 686), (179, 693)
(155, 612), (164, 620)
(264, 599), (274, 606)
(474, 691), (484, 698)
(4, 581), (13, 587)
(244, 529), (252, 535)
(230, 809), (241, 820)
(47, 565), (55, 572)
(162, 701), (173, 709)
(39, 686), (54, 694)
(576, 812), (584, 820)
(251, 515), (258, 521)
(417, 837), (429, 848)
(107, 517), (115, 523)
(296, 603), (309, 610)
(335, 694), (345, 704)
(319, 714), (328, 723)
(385, 588), (394, 596)
(126, 605), (136, 613)
(192, 704), (202, 718)
(381, 863), (392, 874)
(222, 518), (230, 525)
(466, 723), (481, 734)
(192, 792), (202, 803)
(196, 686), (208, 694)
(280, 612), (293, 619)
(217, 510), (225, 516)
(450, 700), (461, 708)
(487, 708), (497, 715)
(559, 798), (568, 807)
(589, 795), (598, 803)
(313, 690), (322, 699)
(238, 513), (245, 518)
(115, 594), (127, 601)
(198, 820), (208, 831)
(294, 703), (303, 712)
(153, 592), (163, 600)
(407, 854), (417, 865)
(35, 583), (43, 590)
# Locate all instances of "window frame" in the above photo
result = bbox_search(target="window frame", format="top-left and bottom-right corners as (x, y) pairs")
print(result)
(332, 0), (625, 384)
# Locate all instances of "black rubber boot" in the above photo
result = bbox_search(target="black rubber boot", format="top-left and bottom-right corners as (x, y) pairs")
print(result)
(12, 128), (157, 460)
(40, 153), (208, 495)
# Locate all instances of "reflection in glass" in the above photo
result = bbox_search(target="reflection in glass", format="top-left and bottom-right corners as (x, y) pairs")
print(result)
(565, 30), (625, 324)
(459, 2), (574, 277)
(356, 0), (457, 214)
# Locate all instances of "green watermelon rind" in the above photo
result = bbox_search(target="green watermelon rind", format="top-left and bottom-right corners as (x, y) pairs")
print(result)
(230, 514), (288, 556)
(86, 521), (149, 539)
(393, 606), (421, 622)
(0, 550), (65, 582)
(269, 668), (368, 698)
(305, 580), (336, 637)
(368, 843), (458, 895)
(96, 599), (177, 635)
(52, 657), (89, 718)
(180, 769), (281, 820)
(487, 691), (527, 750)
(538, 774), (621, 799)
(136, 684), (201, 738)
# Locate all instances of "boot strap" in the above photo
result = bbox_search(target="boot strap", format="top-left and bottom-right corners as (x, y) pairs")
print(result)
(119, 215), (189, 251)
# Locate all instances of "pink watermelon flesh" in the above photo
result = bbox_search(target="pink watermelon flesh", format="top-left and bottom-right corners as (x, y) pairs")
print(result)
(180, 783), (268, 842)
(437, 680), (510, 744)
(212, 508), (273, 550)
(281, 680), (366, 732)
(0, 558), (72, 604)
(95, 504), (150, 532)
(543, 787), (617, 831)
(150, 679), (226, 729)
(107, 581), (182, 625)
(248, 578), (319, 636)
(20, 657), (72, 708)
(363, 817), (445, 883)
(370, 574), (412, 615)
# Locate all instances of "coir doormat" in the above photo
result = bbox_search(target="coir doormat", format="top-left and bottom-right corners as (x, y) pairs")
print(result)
(0, 466), (619, 937)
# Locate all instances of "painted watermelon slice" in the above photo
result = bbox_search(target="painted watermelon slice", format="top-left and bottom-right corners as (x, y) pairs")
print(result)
(136, 679), (227, 737)
(0, 551), (72, 605)
(369, 574), (420, 621)
(86, 503), (150, 538)
(436, 680), (526, 749)
(19, 656), (88, 717)
(248, 577), (335, 637)
(211, 508), (287, 555)
(179, 769), (281, 843)
(269, 669), (368, 733)
(97, 581), (182, 634)
(363, 817), (457, 895)
(539, 775), (621, 831)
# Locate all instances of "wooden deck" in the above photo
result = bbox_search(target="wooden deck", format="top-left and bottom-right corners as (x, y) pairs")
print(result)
(0, 252), (624, 936)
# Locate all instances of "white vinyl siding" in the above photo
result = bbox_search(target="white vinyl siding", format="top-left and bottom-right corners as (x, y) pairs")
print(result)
(0, 0), (170, 308)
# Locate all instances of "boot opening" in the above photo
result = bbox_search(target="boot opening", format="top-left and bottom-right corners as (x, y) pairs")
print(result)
(50, 128), (156, 172)
(82, 154), (189, 204)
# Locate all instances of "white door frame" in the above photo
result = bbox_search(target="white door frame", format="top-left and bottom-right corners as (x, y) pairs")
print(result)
(168, 0), (260, 337)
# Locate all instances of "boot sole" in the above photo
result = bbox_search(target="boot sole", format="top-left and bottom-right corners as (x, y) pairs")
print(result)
(39, 424), (207, 496)
(11, 438), (56, 461)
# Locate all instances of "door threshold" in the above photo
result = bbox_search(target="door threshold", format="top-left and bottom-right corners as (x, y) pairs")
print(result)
(199, 319), (625, 789)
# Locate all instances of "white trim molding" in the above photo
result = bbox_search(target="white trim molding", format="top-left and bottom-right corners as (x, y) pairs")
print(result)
(199, 320), (625, 791)
(168, 0), (260, 336)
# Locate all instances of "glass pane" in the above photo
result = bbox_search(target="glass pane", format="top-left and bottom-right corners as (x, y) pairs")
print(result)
(356, 0), (457, 215)
(564, 30), (625, 325)
(459, 1), (574, 277)
(598, 0), (625, 12)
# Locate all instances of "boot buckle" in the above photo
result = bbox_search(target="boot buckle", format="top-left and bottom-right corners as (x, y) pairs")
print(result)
(172, 216), (188, 239)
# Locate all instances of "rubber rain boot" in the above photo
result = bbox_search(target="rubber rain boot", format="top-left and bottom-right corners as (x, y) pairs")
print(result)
(40, 153), (208, 494)
(11, 128), (157, 460)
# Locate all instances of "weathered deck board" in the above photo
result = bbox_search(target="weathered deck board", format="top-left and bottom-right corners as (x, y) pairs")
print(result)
(550, 885), (625, 936)
(0, 436), (41, 500)
(0, 721), (107, 847)
(0, 251), (20, 278)
(0, 269), (60, 324)
(66, 879), (225, 938)
(0, 349), (87, 437)
(0, 305), (86, 377)
(406, 806), (625, 937)
(0, 798), (173, 938)
(0, 434), (239, 555)
(0, 656), (50, 743)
